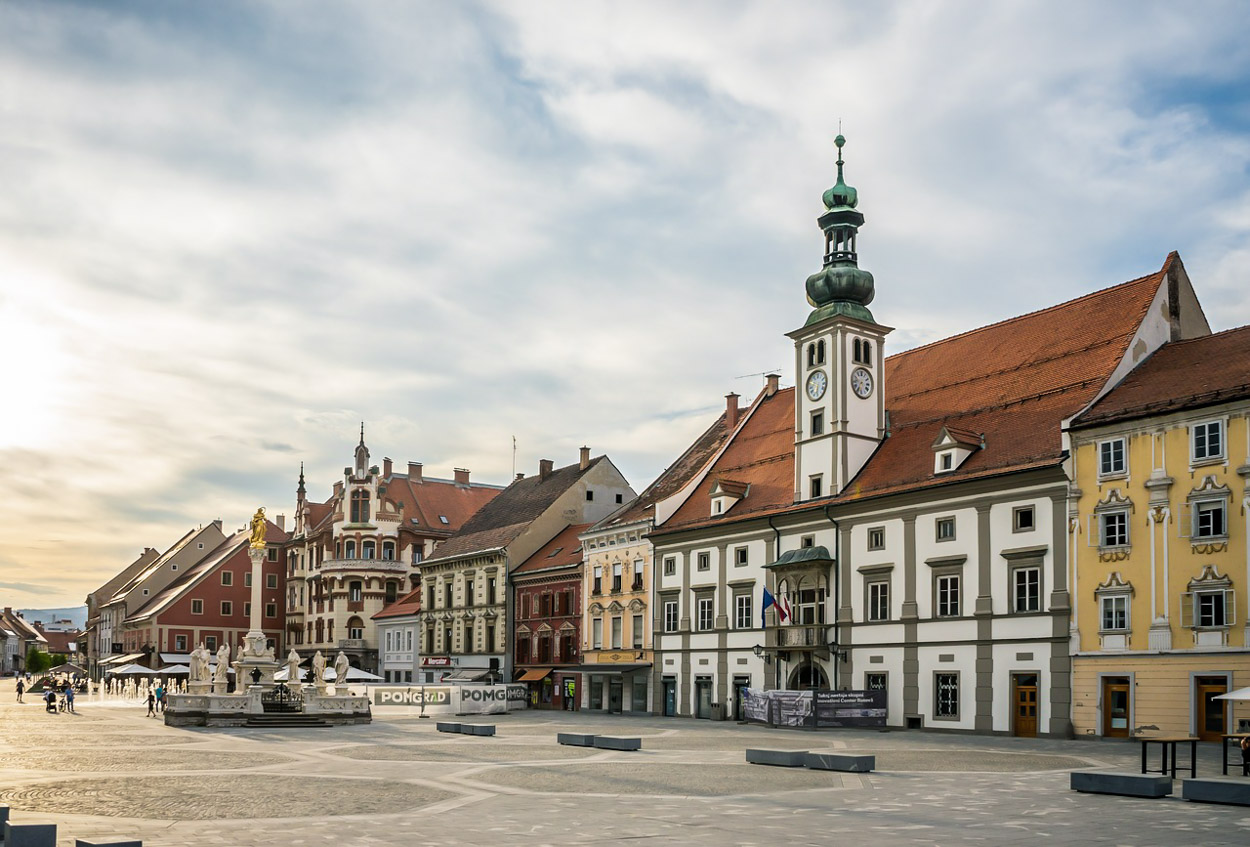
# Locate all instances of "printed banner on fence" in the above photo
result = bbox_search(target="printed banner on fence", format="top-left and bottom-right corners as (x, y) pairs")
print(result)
(741, 688), (886, 728)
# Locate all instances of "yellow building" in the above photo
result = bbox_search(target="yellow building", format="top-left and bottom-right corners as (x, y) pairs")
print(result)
(1068, 324), (1250, 739)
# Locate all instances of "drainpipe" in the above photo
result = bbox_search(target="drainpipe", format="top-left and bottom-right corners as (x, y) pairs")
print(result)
(824, 505), (841, 690)
(767, 515), (782, 691)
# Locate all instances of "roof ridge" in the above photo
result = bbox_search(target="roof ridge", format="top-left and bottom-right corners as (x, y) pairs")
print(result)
(886, 266), (1164, 363)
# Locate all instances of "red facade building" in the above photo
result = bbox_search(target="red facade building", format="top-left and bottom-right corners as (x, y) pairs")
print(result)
(512, 523), (588, 709)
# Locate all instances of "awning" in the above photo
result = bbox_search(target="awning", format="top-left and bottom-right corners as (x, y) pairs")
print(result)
(517, 667), (552, 682)
(106, 663), (154, 675)
(100, 653), (144, 666)
(160, 652), (191, 664)
(577, 662), (651, 676)
(444, 668), (493, 682)
(1215, 685), (1250, 701)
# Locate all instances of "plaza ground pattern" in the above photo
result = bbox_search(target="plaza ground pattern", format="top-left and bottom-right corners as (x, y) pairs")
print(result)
(1, 680), (1248, 846)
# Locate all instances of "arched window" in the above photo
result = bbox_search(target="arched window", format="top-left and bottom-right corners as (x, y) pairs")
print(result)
(350, 489), (370, 523)
(853, 338), (862, 363)
(382, 541), (395, 561)
(807, 344), (816, 367)
(863, 340), (872, 366)
(816, 339), (826, 364)
(362, 540), (376, 559)
(347, 617), (364, 640)
(344, 539), (357, 559)
(349, 581), (363, 603)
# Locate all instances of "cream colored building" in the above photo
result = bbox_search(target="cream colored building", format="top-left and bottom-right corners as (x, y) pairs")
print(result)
(1068, 325), (1250, 739)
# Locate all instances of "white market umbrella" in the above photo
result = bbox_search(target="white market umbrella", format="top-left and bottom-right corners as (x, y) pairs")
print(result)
(106, 663), (153, 675)
(157, 665), (190, 675)
(325, 666), (383, 682)
(1214, 685), (1250, 701)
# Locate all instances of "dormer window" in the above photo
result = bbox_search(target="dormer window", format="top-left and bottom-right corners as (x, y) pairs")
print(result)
(932, 426), (981, 475)
(710, 478), (749, 517)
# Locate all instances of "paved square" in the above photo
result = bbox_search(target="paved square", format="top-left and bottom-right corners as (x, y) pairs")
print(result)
(2, 680), (1249, 846)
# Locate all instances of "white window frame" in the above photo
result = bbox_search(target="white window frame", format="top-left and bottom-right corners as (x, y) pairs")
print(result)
(935, 573), (960, 618)
(1100, 594), (1129, 632)
(1012, 565), (1041, 613)
(591, 617), (603, 649)
(696, 596), (714, 631)
(868, 580), (890, 622)
(734, 593), (753, 629)
(1098, 438), (1126, 478)
(663, 600), (679, 633)
(1191, 419), (1225, 464)
(1099, 510), (1130, 549)
(1193, 498), (1228, 540)
(697, 552), (710, 572)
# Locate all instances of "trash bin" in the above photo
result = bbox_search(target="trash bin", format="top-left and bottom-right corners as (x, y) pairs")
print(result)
(710, 702), (723, 721)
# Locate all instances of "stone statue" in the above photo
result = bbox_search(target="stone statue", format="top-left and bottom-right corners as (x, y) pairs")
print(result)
(190, 643), (209, 682)
(333, 651), (350, 692)
(249, 507), (267, 549)
(285, 648), (301, 684)
(312, 650), (326, 689)
(213, 644), (230, 687)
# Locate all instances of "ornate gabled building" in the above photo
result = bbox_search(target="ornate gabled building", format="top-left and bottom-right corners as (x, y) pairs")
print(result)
(648, 135), (1210, 735)
(1067, 324), (1249, 739)
(416, 449), (634, 684)
(285, 428), (503, 673)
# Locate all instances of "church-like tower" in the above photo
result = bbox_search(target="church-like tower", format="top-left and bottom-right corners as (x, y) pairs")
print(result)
(787, 135), (891, 500)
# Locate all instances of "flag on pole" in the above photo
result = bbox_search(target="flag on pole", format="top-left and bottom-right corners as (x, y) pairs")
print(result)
(762, 587), (776, 626)
(778, 595), (791, 624)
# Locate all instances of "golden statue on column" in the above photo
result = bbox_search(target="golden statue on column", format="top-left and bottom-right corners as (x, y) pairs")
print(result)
(249, 507), (267, 549)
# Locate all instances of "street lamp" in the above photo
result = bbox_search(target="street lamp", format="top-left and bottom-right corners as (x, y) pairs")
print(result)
(751, 644), (772, 665)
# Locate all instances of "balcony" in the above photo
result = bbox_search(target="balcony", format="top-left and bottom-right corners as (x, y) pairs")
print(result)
(321, 557), (407, 574)
(338, 639), (367, 651)
(773, 625), (829, 650)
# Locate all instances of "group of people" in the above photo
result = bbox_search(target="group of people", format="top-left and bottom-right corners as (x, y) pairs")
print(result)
(14, 676), (77, 714)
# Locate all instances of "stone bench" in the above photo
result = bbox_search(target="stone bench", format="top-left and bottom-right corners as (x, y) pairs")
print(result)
(557, 733), (597, 747)
(804, 753), (875, 773)
(593, 736), (641, 751)
(1182, 778), (1250, 806)
(4, 822), (57, 847)
(75, 841), (143, 847)
(746, 748), (808, 768)
(460, 724), (496, 737)
(435, 722), (461, 733)
(1070, 771), (1173, 798)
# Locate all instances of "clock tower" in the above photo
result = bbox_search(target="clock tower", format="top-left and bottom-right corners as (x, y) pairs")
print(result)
(787, 135), (891, 501)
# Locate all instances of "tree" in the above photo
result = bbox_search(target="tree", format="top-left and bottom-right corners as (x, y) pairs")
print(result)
(50, 653), (67, 668)
(25, 646), (50, 674)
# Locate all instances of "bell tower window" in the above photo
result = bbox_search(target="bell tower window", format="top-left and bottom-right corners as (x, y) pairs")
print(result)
(350, 489), (370, 523)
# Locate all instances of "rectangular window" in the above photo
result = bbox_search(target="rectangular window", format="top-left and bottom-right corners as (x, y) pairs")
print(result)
(935, 672), (959, 719)
(735, 547), (748, 567)
(592, 617), (603, 649)
(936, 517), (955, 541)
(610, 616), (622, 649)
(810, 410), (824, 436)
(586, 489), (594, 501)
(664, 600), (678, 633)
(245, 572), (252, 587)
(1012, 567), (1040, 613)
(867, 527), (885, 551)
(466, 579), (475, 606)
(265, 602), (277, 618)
(267, 547), (278, 562)
(612, 563), (623, 592)
(485, 624), (495, 651)
(221, 601), (233, 616)
(865, 672), (887, 692)
(1013, 506), (1035, 532)
(593, 566), (602, 594)
(936, 574), (960, 617)
(697, 597), (714, 631)
(868, 581), (890, 621)
(1192, 420), (1224, 462)
(632, 559), (644, 590)
(1100, 595), (1128, 631)
(810, 475), (823, 499)
(1099, 438), (1126, 476)
(697, 552), (710, 571)
(205, 636), (217, 652)
(632, 614), (643, 648)
(1196, 591), (1227, 628)
(939, 452), (953, 471)
(244, 602), (251, 618)
(266, 573), (278, 589)
(191, 599), (203, 615)
(488, 577), (497, 605)
(735, 594), (753, 629)
(221, 571), (233, 586)
(1100, 511), (1129, 548)
(663, 557), (676, 576)
(174, 635), (187, 652)
(1194, 500), (1227, 539)
(801, 535), (815, 548)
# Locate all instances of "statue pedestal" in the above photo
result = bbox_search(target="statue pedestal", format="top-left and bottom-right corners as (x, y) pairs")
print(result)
(188, 681), (211, 696)
(233, 657), (280, 689)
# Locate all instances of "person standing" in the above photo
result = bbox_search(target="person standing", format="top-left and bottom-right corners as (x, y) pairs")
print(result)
(154, 682), (165, 712)
(15, 678), (24, 703)
(146, 689), (156, 717)
(65, 684), (75, 714)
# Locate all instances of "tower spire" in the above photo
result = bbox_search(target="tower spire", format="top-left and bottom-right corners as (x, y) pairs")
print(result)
(354, 424), (370, 475)
(805, 133), (875, 325)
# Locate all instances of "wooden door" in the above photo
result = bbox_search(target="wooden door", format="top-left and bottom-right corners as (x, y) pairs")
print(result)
(1196, 678), (1227, 742)
(1102, 677), (1130, 738)
(1013, 673), (1038, 737)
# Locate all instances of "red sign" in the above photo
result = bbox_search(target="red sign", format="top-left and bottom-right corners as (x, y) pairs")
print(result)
(422, 656), (452, 667)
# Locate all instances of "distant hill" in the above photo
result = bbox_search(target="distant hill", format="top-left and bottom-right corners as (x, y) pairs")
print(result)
(17, 607), (87, 630)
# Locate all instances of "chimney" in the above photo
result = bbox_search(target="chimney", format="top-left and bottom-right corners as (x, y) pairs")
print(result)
(539, 458), (554, 480)
(333, 481), (343, 496)
(515, 472), (525, 481)
(454, 468), (470, 487)
(579, 446), (591, 471)
(276, 514), (286, 532)
(725, 393), (740, 431)
(383, 457), (393, 478)
(765, 373), (780, 397)
(407, 462), (423, 483)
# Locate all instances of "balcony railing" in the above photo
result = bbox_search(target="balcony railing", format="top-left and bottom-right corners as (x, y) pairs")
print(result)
(338, 639), (366, 650)
(774, 625), (827, 649)
(321, 557), (407, 573)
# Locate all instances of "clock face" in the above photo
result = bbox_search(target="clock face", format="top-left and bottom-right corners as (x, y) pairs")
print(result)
(851, 367), (873, 398)
(806, 369), (828, 401)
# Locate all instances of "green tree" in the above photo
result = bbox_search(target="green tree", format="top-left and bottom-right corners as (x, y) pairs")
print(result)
(25, 646), (50, 674)
(50, 653), (67, 667)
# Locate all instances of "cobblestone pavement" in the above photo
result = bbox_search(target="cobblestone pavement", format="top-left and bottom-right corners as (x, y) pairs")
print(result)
(2, 680), (1249, 846)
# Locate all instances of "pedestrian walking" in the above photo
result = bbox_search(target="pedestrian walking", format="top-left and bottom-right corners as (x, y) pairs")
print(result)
(155, 682), (164, 713)
(146, 689), (156, 717)
(15, 678), (24, 702)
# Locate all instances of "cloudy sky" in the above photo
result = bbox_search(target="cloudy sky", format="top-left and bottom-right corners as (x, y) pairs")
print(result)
(2, 1), (1249, 609)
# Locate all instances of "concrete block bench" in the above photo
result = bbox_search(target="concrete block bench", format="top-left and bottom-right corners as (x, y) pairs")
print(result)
(460, 724), (496, 737)
(435, 722), (461, 733)
(4, 822), (58, 847)
(1182, 778), (1250, 806)
(76, 841), (143, 847)
(593, 736), (641, 751)
(557, 733), (597, 747)
(746, 748), (808, 767)
(1070, 771), (1172, 798)
(805, 753), (875, 772)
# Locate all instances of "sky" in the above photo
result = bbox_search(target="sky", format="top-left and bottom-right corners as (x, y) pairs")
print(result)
(2, 0), (1250, 610)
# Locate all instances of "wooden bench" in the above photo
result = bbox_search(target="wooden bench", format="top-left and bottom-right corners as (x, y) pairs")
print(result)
(435, 722), (461, 733)
(3, 822), (58, 847)
(557, 733), (597, 747)
(1181, 778), (1250, 806)
(804, 753), (875, 772)
(746, 748), (808, 767)
(1070, 771), (1172, 798)
(460, 724), (496, 737)
(593, 736), (641, 751)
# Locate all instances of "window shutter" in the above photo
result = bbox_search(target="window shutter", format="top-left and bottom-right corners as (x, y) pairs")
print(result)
(1086, 516), (1096, 547)
(1177, 503), (1191, 539)
(1225, 589), (1236, 627)
(1179, 592), (1194, 629)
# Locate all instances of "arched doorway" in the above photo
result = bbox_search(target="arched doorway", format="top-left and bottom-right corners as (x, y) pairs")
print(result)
(788, 659), (828, 691)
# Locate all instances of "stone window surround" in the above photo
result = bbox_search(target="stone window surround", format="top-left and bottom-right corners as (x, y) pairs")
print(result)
(1001, 545), (1047, 615)
(1097, 436), (1127, 479)
(1012, 504), (1036, 533)
(935, 515), (956, 542)
(858, 563), (894, 622)
(934, 670), (960, 721)
(1095, 572), (1133, 634)
(926, 555), (966, 619)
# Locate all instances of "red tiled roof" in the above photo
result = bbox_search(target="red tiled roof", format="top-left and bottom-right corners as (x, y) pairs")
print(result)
(372, 587), (422, 620)
(513, 523), (589, 576)
(655, 255), (1174, 533)
(1073, 324), (1250, 428)
(379, 474), (502, 533)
